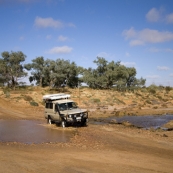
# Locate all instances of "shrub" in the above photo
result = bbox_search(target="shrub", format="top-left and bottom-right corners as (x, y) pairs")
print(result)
(153, 106), (158, 109)
(110, 103), (114, 106)
(5, 91), (10, 98)
(23, 95), (33, 102)
(161, 104), (167, 108)
(158, 85), (165, 91)
(30, 101), (39, 106)
(82, 101), (89, 106)
(162, 98), (169, 102)
(113, 97), (126, 105)
(149, 88), (156, 94)
(91, 98), (100, 103)
(3, 88), (11, 98)
(157, 95), (163, 100)
(147, 84), (157, 94)
(145, 100), (151, 104)
(165, 86), (172, 93)
(135, 92), (143, 97)
(140, 88), (147, 93)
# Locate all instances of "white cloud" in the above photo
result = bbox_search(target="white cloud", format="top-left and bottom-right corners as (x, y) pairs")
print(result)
(123, 27), (173, 46)
(34, 16), (76, 29)
(123, 27), (136, 39)
(146, 8), (161, 22)
(166, 13), (173, 23)
(140, 29), (173, 43)
(146, 7), (173, 24)
(146, 75), (160, 79)
(34, 16), (64, 28)
(46, 46), (73, 54)
(46, 35), (52, 39)
(129, 40), (144, 46)
(157, 66), (170, 71)
(121, 61), (136, 67)
(170, 74), (173, 77)
(58, 35), (68, 41)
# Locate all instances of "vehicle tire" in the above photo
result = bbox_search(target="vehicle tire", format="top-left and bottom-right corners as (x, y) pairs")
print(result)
(81, 119), (87, 126)
(47, 116), (52, 124)
(61, 120), (67, 128)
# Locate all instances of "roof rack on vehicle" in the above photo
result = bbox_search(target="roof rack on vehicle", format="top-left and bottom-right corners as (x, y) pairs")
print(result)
(43, 93), (70, 101)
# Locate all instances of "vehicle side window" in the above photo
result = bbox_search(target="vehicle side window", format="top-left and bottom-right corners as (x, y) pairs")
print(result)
(46, 103), (53, 109)
(50, 103), (53, 109)
(46, 103), (49, 108)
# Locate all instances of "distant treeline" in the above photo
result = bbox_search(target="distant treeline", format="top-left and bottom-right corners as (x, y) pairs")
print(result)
(0, 51), (146, 90)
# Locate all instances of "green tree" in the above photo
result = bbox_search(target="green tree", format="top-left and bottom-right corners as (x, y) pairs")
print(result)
(82, 57), (127, 89)
(47, 59), (79, 88)
(24, 56), (45, 87)
(0, 51), (27, 89)
(125, 67), (136, 87)
(82, 57), (146, 89)
(25, 57), (80, 88)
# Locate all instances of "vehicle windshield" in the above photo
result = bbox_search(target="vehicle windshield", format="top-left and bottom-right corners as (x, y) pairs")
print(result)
(58, 102), (78, 111)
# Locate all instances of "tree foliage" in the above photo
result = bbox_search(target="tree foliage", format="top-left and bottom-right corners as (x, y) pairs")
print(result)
(0, 51), (146, 90)
(0, 51), (27, 89)
(24, 56), (45, 87)
(25, 57), (80, 88)
(82, 57), (146, 89)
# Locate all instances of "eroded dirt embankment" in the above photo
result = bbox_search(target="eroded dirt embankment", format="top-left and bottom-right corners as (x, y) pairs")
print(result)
(0, 96), (43, 120)
(0, 88), (173, 173)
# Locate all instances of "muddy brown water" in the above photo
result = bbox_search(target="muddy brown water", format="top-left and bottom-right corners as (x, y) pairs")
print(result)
(1, 115), (173, 144)
(0, 120), (75, 144)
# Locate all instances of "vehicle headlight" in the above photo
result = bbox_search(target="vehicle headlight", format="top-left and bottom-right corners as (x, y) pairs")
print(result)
(83, 112), (88, 118)
(68, 114), (72, 118)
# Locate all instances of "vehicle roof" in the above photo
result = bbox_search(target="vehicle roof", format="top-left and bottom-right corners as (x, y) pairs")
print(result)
(52, 99), (74, 104)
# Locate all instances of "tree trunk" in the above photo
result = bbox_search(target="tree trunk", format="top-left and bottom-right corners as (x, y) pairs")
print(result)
(12, 76), (16, 90)
(40, 76), (43, 87)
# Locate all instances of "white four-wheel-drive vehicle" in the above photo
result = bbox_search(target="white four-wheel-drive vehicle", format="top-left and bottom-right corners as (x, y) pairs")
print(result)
(43, 93), (88, 127)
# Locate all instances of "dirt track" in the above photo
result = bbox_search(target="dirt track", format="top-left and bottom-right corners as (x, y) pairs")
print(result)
(0, 111), (173, 172)
(0, 91), (173, 173)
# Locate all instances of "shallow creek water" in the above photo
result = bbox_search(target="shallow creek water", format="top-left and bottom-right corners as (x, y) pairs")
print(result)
(91, 114), (173, 130)
(111, 114), (173, 129)
(0, 115), (173, 144)
(0, 120), (75, 144)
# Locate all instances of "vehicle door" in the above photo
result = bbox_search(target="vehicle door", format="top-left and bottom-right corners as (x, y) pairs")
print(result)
(50, 103), (60, 121)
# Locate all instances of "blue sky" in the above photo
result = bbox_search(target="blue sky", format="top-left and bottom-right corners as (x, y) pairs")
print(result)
(0, 0), (173, 86)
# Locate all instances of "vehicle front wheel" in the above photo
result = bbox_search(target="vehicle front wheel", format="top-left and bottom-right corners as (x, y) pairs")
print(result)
(81, 119), (87, 126)
(47, 116), (52, 124)
(61, 120), (67, 128)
